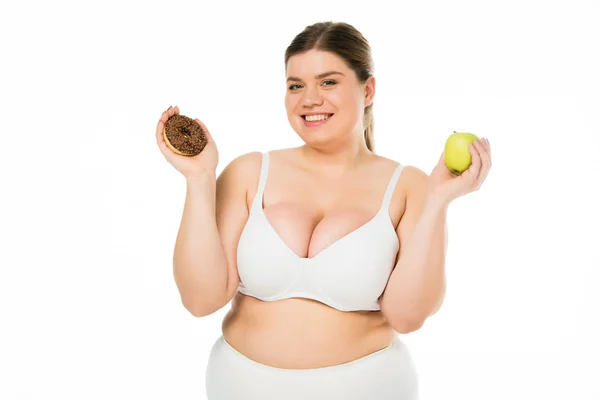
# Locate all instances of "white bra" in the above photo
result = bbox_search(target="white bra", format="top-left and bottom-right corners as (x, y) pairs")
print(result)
(236, 152), (404, 312)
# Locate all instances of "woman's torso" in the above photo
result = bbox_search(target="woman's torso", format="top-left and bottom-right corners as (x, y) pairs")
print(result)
(222, 148), (408, 369)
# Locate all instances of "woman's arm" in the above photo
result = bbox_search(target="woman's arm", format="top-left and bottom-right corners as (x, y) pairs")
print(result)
(379, 167), (448, 333)
(173, 152), (261, 317)
(380, 138), (491, 333)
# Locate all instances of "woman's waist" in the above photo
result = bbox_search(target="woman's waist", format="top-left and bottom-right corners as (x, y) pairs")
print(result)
(227, 293), (391, 332)
(221, 295), (396, 369)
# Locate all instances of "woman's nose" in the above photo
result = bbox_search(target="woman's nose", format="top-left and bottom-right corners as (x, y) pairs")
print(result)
(302, 86), (323, 106)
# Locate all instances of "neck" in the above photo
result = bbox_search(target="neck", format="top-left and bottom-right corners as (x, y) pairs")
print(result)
(299, 134), (372, 176)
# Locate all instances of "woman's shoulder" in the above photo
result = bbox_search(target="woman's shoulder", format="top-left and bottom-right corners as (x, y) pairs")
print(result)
(217, 151), (264, 192)
(371, 154), (430, 198)
(221, 146), (294, 173)
(220, 151), (263, 175)
(372, 154), (428, 179)
(228, 147), (293, 162)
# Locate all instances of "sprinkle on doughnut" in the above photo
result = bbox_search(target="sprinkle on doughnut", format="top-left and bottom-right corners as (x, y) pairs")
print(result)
(164, 115), (207, 156)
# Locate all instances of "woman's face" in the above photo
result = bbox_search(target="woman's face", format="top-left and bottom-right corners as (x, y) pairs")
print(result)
(285, 49), (374, 148)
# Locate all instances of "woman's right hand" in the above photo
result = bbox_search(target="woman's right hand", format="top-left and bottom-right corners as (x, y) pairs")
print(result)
(155, 105), (219, 178)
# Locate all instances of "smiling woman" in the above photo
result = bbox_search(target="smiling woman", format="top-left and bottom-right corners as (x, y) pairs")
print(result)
(283, 26), (376, 152)
(204, 22), (422, 399)
(155, 20), (492, 400)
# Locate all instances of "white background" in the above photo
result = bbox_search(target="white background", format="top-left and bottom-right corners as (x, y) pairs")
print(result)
(1, 0), (599, 399)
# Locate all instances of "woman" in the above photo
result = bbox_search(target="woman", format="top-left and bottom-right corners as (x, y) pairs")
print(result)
(155, 21), (491, 400)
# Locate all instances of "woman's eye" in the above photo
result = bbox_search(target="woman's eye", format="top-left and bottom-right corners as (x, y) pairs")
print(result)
(288, 81), (335, 91)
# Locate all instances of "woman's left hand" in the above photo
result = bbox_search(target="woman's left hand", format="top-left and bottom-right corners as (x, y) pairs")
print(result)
(427, 137), (492, 204)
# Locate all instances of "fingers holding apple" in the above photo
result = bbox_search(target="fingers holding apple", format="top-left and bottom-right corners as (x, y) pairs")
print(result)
(454, 135), (491, 190)
(458, 139), (483, 191)
(480, 137), (491, 171)
(470, 137), (491, 189)
(429, 132), (492, 203)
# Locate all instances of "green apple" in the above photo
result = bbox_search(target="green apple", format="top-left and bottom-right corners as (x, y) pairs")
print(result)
(444, 131), (479, 175)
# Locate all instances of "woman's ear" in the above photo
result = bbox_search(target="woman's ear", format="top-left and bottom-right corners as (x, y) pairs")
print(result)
(364, 76), (376, 107)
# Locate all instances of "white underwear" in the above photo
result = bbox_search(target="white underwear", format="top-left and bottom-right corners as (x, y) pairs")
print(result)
(205, 335), (419, 399)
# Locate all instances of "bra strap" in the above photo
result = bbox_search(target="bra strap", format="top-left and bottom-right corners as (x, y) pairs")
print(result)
(380, 164), (404, 210)
(251, 152), (270, 212)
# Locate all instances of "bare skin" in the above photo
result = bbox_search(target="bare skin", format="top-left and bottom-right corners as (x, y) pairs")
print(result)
(217, 147), (422, 369)
(158, 48), (491, 370)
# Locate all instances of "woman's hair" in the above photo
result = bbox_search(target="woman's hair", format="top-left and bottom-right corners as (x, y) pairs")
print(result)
(285, 22), (375, 152)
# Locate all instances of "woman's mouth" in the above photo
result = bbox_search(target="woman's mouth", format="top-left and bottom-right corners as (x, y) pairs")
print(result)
(302, 113), (334, 127)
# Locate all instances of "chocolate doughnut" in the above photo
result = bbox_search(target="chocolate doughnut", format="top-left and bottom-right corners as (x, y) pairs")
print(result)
(163, 114), (207, 156)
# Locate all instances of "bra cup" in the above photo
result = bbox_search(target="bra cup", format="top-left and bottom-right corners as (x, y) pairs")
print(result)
(307, 219), (399, 310)
(237, 213), (299, 300)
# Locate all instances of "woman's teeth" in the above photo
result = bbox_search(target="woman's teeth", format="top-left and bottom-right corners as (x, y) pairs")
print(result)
(304, 114), (331, 122)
